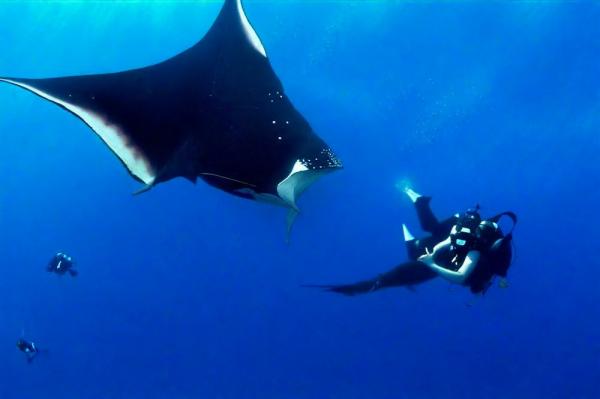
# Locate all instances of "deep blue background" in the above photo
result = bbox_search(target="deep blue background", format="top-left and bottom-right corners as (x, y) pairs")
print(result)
(1, 1), (599, 398)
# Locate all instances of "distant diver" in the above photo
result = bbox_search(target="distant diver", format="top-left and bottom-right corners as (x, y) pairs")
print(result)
(47, 252), (78, 277)
(0, 0), (342, 236)
(305, 187), (516, 295)
(16, 338), (40, 363)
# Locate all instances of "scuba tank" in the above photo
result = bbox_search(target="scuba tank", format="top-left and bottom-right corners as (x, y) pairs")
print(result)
(486, 212), (517, 277)
(468, 211), (518, 293)
(449, 209), (517, 293)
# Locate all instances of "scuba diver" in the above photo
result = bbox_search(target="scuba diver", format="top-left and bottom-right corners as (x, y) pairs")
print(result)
(408, 187), (517, 293)
(47, 252), (78, 277)
(305, 187), (516, 295)
(16, 338), (40, 363)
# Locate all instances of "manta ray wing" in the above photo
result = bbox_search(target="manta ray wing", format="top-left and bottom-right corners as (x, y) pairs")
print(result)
(1, 0), (342, 209)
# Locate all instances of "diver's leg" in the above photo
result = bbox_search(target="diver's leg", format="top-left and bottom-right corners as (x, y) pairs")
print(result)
(403, 224), (420, 260)
(402, 224), (415, 242)
(437, 216), (459, 236)
(405, 189), (459, 237)
(404, 187), (441, 234)
(403, 224), (435, 260)
(414, 196), (443, 234)
(404, 187), (422, 203)
(402, 187), (440, 232)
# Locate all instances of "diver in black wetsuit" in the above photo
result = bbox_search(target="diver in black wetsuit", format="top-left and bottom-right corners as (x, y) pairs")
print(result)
(16, 338), (40, 363)
(47, 252), (78, 277)
(305, 187), (516, 295)
(403, 187), (516, 293)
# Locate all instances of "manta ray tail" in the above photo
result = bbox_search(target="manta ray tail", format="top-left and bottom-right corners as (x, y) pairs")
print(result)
(300, 284), (358, 296)
(132, 185), (154, 196)
(285, 209), (300, 243)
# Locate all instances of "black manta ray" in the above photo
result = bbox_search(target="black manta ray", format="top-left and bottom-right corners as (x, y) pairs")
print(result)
(0, 0), (341, 231)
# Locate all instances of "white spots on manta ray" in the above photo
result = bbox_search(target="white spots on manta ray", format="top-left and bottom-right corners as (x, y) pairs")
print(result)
(299, 148), (343, 170)
(267, 91), (285, 102)
(268, 103), (290, 141)
(0, 78), (156, 185)
(271, 119), (289, 125)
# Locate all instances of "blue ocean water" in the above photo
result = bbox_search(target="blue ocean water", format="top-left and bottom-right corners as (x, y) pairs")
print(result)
(1, 1), (599, 398)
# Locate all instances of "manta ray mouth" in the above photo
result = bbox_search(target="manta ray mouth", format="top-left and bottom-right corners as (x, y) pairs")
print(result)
(277, 148), (343, 210)
(233, 148), (342, 210)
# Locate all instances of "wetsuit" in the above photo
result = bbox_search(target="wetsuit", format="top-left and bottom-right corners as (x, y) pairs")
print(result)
(47, 253), (78, 277)
(307, 197), (515, 295)
(16, 339), (39, 363)
(404, 196), (458, 261)
(408, 198), (515, 293)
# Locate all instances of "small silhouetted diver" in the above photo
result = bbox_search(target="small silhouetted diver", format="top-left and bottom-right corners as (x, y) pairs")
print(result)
(16, 339), (41, 363)
(47, 252), (78, 277)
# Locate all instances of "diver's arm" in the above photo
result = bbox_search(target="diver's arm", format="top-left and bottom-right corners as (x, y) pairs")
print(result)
(418, 236), (450, 261)
(419, 250), (480, 284)
(430, 236), (451, 255)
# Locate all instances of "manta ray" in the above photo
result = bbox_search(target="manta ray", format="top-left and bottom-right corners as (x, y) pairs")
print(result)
(0, 0), (342, 232)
